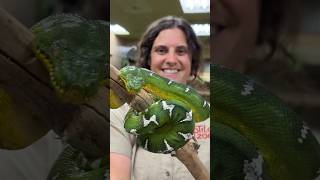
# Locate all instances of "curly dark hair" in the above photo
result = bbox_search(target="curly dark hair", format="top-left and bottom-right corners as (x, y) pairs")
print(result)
(136, 16), (202, 77)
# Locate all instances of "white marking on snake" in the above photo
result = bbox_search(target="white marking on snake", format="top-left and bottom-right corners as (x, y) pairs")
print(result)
(243, 152), (263, 180)
(297, 122), (310, 144)
(203, 101), (208, 107)
(162, 101), (175, 117)
(178, 132), (193, 141)
(185, 87), (190, 92)
(180, 111), (193, 122)
(241, 80), (255, 96)
(143, 115), (158, 127)
(163, 139), (174, 152)
(168, 80), (173, 85)
(144, 139), (149, 150)
(149, 72), (154, 76)
(130, 129), (138, 135)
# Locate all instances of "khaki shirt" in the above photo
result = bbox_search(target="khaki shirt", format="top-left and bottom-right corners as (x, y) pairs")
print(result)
(110, 104), (210, 180)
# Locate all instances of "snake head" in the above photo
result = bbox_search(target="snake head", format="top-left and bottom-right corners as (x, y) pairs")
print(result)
(119, 66), (145, 94)
(32, 14), (108, 103)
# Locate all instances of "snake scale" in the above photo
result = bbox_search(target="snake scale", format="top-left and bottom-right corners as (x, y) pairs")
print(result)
(1, 13), (320, 180)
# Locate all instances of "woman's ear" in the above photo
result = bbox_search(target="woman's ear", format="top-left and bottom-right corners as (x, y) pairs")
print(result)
(189, 71), (197, 81)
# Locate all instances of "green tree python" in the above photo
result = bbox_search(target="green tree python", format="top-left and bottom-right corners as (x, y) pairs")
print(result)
(0, 14), (108, 179)
(31, 14), (108, 180)
(32, 14), (107, 103)
(118, 66), (210, 153)
(212, 64), (320, 179)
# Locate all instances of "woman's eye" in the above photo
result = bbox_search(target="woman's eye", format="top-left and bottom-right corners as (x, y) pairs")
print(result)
(155, 47), (168, 55)
(176, 47), (188, 55)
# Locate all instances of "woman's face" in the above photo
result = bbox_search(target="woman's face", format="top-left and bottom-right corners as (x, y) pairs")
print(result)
(212, 0), (261, 72)
(150, 28), (192, 84)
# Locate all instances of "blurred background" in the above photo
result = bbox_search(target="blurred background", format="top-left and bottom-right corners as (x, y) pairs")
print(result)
(238, 0), (320, 139)
(0, 0), (108, 26)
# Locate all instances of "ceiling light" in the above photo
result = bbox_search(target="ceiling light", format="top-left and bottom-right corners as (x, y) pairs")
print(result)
(192, 24), (210, 36)
(110, 24), (130, 35)
(179, 0), (210, 13)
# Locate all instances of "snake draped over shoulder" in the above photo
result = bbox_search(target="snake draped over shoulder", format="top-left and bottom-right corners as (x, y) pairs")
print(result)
(212, 64), (320, 180)
(118, 66), (210, 153)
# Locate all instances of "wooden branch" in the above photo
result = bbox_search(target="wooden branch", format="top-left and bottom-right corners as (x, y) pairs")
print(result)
(0, 7), (108, 158)
(110, 65), (210, 180)
(176, 141), (210, 180)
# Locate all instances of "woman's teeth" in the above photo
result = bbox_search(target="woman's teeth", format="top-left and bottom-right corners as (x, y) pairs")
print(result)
(163, 69), (178, 73)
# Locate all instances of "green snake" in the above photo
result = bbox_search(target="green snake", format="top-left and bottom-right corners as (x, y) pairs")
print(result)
(119, 66), (210, 153)
(32, 14), (107, 103)
(0, 14), (108, 179)
(30, 14), (109, 180)
(31, 14), (108, 180)
(212, 64), (320, 179)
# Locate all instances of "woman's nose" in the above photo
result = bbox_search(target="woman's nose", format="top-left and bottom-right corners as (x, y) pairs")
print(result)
(165, 50), (178, 64)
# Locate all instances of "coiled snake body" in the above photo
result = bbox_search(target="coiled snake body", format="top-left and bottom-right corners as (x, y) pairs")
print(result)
(212, 64), (320, 179)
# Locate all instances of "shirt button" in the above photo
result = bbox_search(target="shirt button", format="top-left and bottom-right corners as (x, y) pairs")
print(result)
(166, 171), (170, 176)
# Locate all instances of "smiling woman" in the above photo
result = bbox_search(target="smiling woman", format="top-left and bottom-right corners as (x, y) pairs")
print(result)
(150, 28), (191, 84)
(138, 16), (202, 81)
